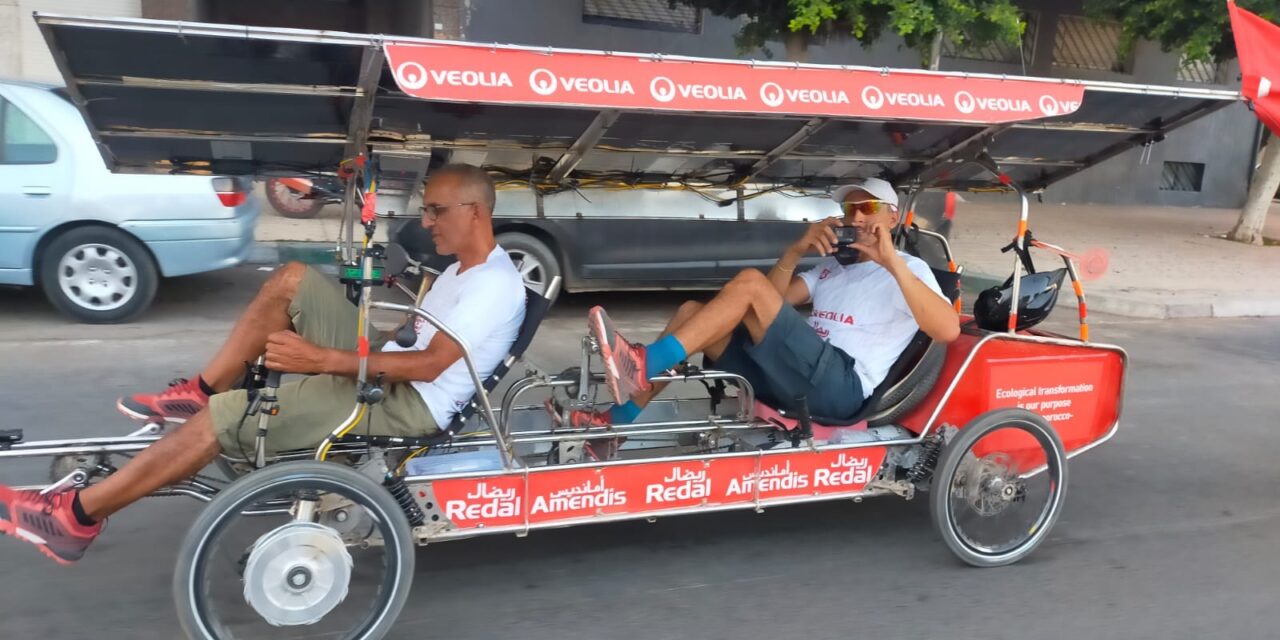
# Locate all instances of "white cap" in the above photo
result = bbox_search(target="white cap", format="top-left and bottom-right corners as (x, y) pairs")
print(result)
(829, 177), (899, 210)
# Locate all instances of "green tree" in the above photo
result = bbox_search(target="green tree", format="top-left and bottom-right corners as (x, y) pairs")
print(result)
(1087, 0), (1280, 245)
(674, 0), (1026, 68)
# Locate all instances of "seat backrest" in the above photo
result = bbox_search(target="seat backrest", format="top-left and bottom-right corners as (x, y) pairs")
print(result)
(931, 267), (961, 304)
(848, 330), (946, 425)
(445, 286), (551, 434)
(509, 289), (551, 360)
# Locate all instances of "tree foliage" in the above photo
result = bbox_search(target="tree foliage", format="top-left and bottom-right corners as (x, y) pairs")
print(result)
(1085, 0), (1280, 63)
(674, 0), (1026, 64)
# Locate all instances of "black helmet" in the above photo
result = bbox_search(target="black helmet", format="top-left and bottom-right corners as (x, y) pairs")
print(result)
(974, 268), (1068, 332)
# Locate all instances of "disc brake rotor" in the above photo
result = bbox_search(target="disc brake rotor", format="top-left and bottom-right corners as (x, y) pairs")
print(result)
(242, 521), (353, 626)
(956, 453), (1022, 517)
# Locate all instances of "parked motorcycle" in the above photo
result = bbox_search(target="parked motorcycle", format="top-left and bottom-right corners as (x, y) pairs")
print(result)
(263, 176), (344, 218)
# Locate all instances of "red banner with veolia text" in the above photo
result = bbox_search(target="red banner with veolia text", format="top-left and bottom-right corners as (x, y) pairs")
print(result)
(384, 41), (1085, 124)
(1229, 0), (1280, 137)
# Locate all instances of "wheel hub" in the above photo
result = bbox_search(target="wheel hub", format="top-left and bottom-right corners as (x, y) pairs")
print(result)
(960, 454), (1021, 517)
(507, 248), (547, 293)
(57, 243), (137, 311)
(242, 521), (352, 626)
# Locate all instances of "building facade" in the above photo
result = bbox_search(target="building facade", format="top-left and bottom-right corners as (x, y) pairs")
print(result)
(2, 0), (1260, 207)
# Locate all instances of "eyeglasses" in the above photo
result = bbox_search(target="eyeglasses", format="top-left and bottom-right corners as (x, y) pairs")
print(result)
(839, 200), (895, 216)
(419, 202), (477, 220)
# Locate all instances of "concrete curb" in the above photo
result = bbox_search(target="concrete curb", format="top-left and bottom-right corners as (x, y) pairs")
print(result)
(248, 241), (337, 267)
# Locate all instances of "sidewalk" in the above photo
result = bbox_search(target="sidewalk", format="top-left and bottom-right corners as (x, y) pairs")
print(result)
(251, 192), (1280, 319)
(250, 195), (388, 267)
(945, 195), (1280, 318)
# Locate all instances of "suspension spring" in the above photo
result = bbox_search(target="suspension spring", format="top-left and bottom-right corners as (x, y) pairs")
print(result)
(906, 433), (945, 485)
(384, 474), (425, 527)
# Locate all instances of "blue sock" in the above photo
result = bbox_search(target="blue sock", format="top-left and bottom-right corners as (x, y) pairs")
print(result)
(644, 334), (687, 379)
(609, 400), (643, 424)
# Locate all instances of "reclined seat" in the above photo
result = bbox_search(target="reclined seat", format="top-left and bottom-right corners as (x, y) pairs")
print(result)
(755, 266), (959, 434)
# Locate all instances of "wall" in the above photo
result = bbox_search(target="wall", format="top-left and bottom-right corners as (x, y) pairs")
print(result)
(0, 1), (19, 79)
(1, 0), (143, 82)
(461, 0), (1256, 208)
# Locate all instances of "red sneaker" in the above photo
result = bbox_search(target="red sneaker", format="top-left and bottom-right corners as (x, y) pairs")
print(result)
(587, 307), (651, 405)
(0, 486), (102, 565)
(545, 398), (612, 429)
(117, 377), (209, 423)
(544, 399), (625, 461)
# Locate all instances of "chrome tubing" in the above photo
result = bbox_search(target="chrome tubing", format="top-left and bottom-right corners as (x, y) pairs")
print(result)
(0, 436), (160, 459)
(369, 301), (509, 467)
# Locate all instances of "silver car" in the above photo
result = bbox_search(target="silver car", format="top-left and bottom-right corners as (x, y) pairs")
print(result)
(0, 80), (260, 323)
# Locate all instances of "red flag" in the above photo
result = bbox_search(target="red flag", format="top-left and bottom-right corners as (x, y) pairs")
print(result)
(1229, 1), (1280, 136)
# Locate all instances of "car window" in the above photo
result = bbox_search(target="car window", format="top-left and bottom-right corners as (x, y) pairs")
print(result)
(0, 97), (58, 164)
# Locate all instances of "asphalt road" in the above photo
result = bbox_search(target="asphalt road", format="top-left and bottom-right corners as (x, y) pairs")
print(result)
(2, 266), (1279, 640)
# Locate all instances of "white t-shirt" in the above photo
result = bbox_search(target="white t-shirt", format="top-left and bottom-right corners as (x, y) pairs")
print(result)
(797, 252), (947, 398)
(382, 245), (526, 428)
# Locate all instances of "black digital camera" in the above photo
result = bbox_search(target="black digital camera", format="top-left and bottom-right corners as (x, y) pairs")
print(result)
(833, 226), (860, 265)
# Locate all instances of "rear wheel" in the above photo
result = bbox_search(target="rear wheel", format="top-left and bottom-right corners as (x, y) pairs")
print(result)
(930, 409), (1067, 567)
(39, 226), (158, 323)
(174, 462), (415, 639)
(265, 177), (325, 219)
(497, 232), (560, 299)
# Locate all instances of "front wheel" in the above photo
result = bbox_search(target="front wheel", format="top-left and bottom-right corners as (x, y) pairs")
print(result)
(174, 462), (416, 639)
(930, 409), (1068, 567)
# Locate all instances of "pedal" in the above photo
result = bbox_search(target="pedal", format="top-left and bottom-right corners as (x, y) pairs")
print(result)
(0, 428), (22, 450)
(41, 468), (88, 495)
(127, 420), (166, 437)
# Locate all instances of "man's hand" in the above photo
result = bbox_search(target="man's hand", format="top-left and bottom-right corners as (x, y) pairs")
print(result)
(791, 217), (844, 257)
(264, 330), (332, 374)
(854, 221), (904, 271)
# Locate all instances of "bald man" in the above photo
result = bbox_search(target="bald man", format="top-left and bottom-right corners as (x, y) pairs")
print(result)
(0, 163), (526, 564)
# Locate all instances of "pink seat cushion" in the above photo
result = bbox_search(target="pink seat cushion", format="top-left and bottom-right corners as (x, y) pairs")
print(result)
(753, 400), (867, 440)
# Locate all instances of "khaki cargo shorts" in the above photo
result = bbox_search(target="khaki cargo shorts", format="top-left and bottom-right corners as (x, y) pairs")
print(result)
(209, 267), (436, 458)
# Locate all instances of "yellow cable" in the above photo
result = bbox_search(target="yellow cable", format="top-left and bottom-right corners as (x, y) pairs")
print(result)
(319, 229), (376, 462)
(395, 446), (430, 475)
(317, 404), (368, 461)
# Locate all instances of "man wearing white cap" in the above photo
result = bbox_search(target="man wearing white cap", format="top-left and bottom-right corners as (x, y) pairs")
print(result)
(569, 177), (960, 430)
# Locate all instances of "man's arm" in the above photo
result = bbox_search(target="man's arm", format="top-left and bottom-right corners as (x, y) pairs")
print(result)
(769, 217), (843, 305)
(858, 222), (960, 344)
(321, 332), (462, 382)
(886, 259), (961, 343)
(263, 329), (464, 383)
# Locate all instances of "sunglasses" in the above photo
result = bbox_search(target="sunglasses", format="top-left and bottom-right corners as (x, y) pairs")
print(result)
(839, 200), (895, 216)
(418, 201), (477, 220)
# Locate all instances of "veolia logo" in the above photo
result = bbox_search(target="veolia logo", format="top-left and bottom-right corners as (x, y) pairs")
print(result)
(396, 61), (429, 91)
(529, 68), (558, 96)
(650, 76), (677, 103)
(861, 85), (885, 110)
(760, 82), (785, 108)
(954, 90), (977, 114)
(1039, 95), (1061, 116)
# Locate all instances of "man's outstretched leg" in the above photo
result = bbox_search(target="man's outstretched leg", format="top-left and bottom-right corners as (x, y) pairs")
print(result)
(117, 262), (309, 423)
(590, 269), (782, 404)
(0, 409), (222, 564)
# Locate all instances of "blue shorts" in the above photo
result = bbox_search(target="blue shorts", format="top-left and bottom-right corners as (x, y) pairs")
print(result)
(709, 304), (864, 421)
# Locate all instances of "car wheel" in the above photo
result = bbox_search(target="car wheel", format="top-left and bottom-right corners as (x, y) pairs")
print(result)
(39, 226), (158, 323)
(497, 232), (561, 300)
